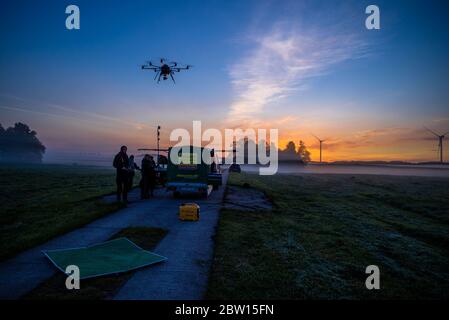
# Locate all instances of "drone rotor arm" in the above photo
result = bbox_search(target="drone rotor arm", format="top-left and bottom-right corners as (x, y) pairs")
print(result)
(142, 65), (160, 71)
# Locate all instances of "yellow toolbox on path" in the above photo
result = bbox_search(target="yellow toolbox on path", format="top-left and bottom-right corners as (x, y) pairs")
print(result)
(179, 203), (200, 221)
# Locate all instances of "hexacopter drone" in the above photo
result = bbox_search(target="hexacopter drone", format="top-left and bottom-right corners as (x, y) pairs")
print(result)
(141, 58), (192, 83)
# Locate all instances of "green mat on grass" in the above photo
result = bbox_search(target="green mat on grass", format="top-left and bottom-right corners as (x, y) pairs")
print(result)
(43, 238), (167, 279)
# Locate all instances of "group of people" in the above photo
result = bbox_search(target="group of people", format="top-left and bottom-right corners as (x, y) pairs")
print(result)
(113, 145), (157, 203)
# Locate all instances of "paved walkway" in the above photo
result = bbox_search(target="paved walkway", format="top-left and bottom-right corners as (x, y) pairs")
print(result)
(0, 172), (228, 300)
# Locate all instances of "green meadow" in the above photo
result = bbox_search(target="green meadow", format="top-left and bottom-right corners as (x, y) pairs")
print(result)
(0, 164), (122, 261)
(1, 164), (449, 299)
(207, 172), (449, 299)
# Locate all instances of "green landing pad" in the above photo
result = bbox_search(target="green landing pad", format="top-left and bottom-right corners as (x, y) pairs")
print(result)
(43, 238), (167, 279)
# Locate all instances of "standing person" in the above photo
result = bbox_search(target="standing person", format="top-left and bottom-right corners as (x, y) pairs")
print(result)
(127, 155), (140, 193)
(148, 155), (157, 197)
(113, 145), (129, 203)
(211, 161), (217, 173)
(140, 154), (151, 199)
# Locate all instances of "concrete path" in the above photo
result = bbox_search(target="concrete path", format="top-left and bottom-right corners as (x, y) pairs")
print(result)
(0, 172), (228, 300)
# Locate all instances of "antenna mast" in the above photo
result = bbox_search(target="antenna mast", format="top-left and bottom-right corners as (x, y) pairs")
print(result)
(157, 125), (161, 166)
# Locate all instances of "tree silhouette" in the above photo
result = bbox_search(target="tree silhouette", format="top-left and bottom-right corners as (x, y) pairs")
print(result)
(284, 141), (297, 154)
(0, 122), (46, 163)
(297, 140), (311, 163)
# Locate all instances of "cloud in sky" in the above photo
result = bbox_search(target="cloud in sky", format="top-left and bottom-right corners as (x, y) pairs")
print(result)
(433, 117), (449, 123)
(306, 127), (428, 150)
(227, 22), (367, 125)
(0, 94), (150, 131)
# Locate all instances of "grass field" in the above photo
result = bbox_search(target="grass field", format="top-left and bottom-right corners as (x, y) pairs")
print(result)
(0, 164), (123, 261)
(207, 172), (449, 299)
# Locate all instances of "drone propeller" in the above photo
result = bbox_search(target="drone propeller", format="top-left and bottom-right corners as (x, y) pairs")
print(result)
(141, 63), (160, 71)
(169, 61), (193, 68)
(175, 64), (193, 71)
(146, 58), (166, 65)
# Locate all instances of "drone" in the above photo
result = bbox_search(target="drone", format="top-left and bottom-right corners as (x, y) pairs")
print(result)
(141, 58), (192, 83)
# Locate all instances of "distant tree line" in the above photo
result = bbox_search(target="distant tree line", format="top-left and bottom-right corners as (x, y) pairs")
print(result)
(226, 139), (311, 164)
(0, 122), (46, 163)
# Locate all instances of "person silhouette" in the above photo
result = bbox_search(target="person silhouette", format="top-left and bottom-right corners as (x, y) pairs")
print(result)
(113, 145), (129, 203)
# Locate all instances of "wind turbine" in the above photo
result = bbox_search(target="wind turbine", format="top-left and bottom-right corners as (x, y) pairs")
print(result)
(312, 134), (326, 163)
(424, 127), (449, 163)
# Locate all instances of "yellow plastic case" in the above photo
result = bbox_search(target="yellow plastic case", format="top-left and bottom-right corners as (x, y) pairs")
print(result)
(179, 203), (200, 221)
